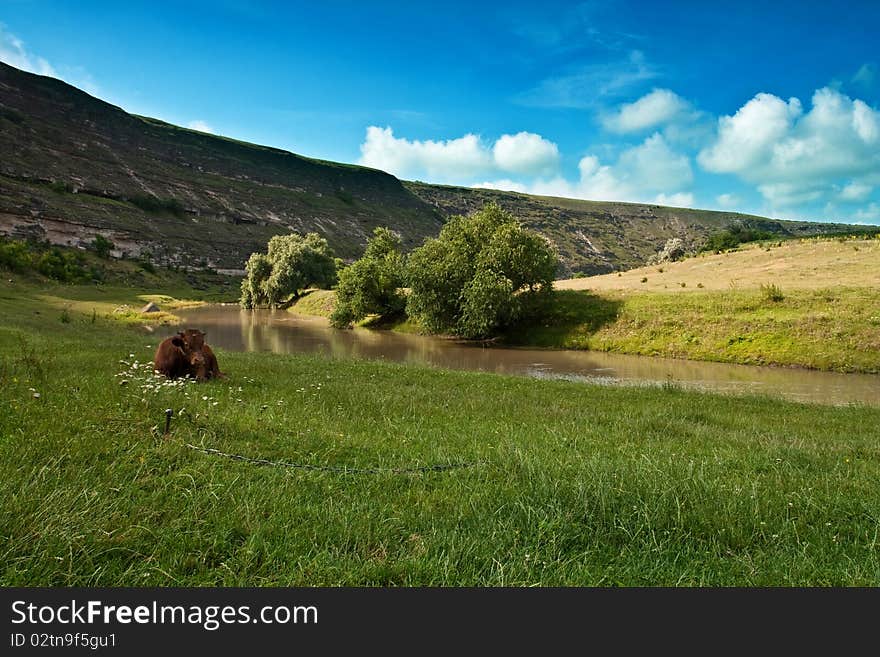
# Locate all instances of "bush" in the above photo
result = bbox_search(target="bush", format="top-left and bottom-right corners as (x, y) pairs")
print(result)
(703, 224), (776, 252)
(90, 235), (114, 259)
(330, 228), (405, 328)
(128, 195), (185, 216)
(405, 202), (557, 338)
(35, 247), (91, 282)
(0, 238), (31, 272)
(240, 232), (337, 309)
(761, 283), (785, 302)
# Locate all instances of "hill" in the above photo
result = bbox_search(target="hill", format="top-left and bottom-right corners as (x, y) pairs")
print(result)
(0, 62), (862, 274)
(556, 235), (880, 291)
(507, 236), (880, 372)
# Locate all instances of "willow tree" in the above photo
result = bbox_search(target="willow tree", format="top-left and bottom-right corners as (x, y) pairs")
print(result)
(239, 232), (336, 308)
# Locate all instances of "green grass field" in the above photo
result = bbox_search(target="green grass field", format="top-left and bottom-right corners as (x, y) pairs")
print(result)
(2, 278), (880, 585)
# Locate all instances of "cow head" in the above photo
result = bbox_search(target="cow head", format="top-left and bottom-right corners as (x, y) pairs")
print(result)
(174, 329), (209, 380)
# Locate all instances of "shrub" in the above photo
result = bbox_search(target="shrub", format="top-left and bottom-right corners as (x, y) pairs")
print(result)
(0, 238), (31, 272)
(90, 234), (114, 259)
(761, 283), (785, 302)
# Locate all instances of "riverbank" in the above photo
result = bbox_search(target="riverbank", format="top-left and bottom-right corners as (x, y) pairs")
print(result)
(2, 282), (880, 585)
(287, 237), (880, 373)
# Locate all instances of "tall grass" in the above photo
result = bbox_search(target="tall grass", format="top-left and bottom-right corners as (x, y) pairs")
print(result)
(2, 285), (880, 585)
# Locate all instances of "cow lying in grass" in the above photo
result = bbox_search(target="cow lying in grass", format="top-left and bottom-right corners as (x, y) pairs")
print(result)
(153, 329), (222, 381)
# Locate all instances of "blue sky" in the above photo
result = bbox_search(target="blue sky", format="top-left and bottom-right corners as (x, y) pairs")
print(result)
(2, 0), (879, 223)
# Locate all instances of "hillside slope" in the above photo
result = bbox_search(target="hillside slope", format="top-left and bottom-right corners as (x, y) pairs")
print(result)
(0, 62), (861, 274)
(0, 62), (443, 270)
(556, 235), (880, 291)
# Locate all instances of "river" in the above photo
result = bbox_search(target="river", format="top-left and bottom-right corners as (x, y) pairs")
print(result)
(171, 305), (880, 406)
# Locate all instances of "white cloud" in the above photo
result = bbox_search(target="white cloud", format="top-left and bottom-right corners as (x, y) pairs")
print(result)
(716, 193), (740, 208)
(839, 182), (873, 202)
(492, 132), (560, 176)
(853, 202), (880, 223)
(699, 87), (880, 209)
(186, 120), (215, 134)
(0, 24), (56, 77)
(654, 192), (694, 207)
(515, 50), (658, 108)
(359, 126), (493, 183)
(698, 93), (803, 174)
(472, 179), (528, 193)
(358, 126), (562, 184)
(476, 132), (694, 206)
(852, 63), (877, 88)
(602, 88), (691, 133)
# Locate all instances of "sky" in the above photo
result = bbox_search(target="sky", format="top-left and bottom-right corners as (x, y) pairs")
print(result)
(2, 0), (879, 223)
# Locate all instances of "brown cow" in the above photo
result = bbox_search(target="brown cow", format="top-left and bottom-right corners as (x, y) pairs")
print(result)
(153, 329), (223, 381)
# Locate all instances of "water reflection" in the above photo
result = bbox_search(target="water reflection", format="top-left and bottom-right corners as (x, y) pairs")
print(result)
(172, 306), (880, 407)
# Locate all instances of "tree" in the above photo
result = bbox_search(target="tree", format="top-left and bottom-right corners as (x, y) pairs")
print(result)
(239, 232), (336, 308)
(89, 234), (114, 259)
(405, 202), (557, 338)
(330, 227), (406, 328)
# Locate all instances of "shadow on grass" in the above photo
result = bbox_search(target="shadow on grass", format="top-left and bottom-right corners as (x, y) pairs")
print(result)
(504, 289), (623, 347)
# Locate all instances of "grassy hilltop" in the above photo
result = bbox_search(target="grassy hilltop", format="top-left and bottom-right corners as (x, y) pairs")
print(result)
(0, 62), (861, 276)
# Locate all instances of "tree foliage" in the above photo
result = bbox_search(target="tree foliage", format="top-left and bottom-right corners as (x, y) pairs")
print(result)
(330, 227), (406, 328)
(405, 202), (557, 338)
(240, 232), (336, 308)
(90, 234), (114, 259)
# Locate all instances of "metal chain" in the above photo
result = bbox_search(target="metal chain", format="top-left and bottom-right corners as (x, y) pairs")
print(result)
(184, 443), (486, 475)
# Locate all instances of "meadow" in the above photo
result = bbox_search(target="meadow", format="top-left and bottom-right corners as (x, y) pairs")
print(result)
(2, 274), (879, 585)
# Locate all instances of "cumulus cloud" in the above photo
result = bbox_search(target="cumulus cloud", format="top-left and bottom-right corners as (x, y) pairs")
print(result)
(492, 132), (559, 176)
(359, 126), (492, 182)
(186, 120), (215, 134)
(0, 24), (56, 77)
(699, 87), (880, 209)
(477, 133), (694, 206)
(492, 132), (560, 176)
(602, 88), (691, 133)
(698, 93), (804, 174)
(358, 126), (562, 184)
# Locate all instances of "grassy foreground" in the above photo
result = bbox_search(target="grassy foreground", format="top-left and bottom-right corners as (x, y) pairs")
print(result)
(2, 282), (880, 585)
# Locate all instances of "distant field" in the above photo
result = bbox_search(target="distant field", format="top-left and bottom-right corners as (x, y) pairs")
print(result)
(556, 236), (880, 292)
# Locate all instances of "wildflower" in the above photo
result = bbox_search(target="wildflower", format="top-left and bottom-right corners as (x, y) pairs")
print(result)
(32, 392), (40, 399)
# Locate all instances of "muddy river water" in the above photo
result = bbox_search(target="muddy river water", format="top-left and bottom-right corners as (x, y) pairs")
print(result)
(171, 305), (880, 406)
